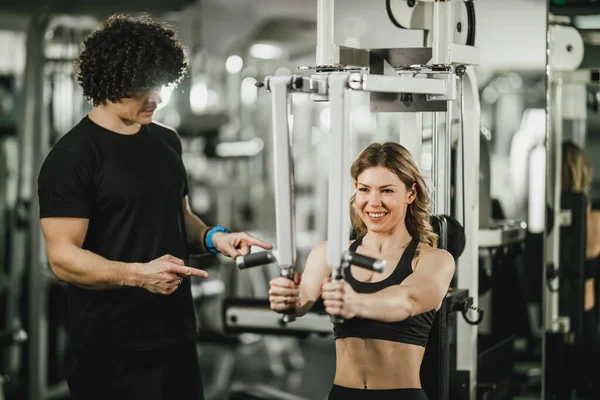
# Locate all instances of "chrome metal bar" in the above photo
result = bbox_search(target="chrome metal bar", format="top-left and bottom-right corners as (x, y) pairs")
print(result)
(354, 74), (447, 95)
(444, 103), (452, 213)
(268, 77), (297, 271)
(546, 80), (562, 332)
(431, 112), (439, 214)
(316, 0), (337, 66)
(22, 13), (52, 400)
(456, 66), (481, 400)
(432, 0), (453, 65)
(327, 73), (352, 282)
(571, 118), (586, 148)
(226, 306), (332, 334)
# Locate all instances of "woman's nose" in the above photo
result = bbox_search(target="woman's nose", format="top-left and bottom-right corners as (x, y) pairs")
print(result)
(368, 192), (382, 206)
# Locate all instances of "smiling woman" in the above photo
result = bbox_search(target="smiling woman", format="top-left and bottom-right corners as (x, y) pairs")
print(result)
(350, 142), (438, 248)
(268, 141), (454, 400)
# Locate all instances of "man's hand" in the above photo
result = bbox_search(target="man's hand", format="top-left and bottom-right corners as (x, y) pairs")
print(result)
(321, 277), (361, 319)
(211, 232), (273, 259)
(135, 254), (209, 295)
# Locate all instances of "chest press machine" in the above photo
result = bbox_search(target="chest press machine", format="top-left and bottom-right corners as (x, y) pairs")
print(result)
(223, 1), (486, 399)
(543, 18), (599, 399)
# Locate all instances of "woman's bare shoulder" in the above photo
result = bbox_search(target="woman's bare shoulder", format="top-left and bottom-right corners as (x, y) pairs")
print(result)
(415, 243), (455, 269)
(589, 211), (600, 234)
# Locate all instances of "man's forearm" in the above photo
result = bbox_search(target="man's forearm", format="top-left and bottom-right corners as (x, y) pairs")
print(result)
(48, 244), (140, 290)
(184, 212), (210, 254)
(356, 286), (414, 322)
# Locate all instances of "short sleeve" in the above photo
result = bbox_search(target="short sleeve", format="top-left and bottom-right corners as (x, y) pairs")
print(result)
(172, 132), (190, 197)
(38, 148), (93, 219)
(163, 128), (189, 197)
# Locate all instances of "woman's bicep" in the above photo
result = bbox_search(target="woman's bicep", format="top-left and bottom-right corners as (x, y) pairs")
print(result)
(401, 249), (455, 314)
(587, 212), (600, 258)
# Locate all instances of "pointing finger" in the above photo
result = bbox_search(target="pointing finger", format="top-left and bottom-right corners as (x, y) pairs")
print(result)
(242, 233), (273, 250)
(168, 265), (209, 278)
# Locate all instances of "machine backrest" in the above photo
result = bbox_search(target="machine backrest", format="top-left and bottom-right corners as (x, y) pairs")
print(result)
(430, 214), (466, 260)
(421, 214), (465, 400)
(559, 191), (587, 337)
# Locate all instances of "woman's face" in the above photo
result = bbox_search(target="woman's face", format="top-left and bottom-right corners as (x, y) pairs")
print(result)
(354, 166), (415, 234)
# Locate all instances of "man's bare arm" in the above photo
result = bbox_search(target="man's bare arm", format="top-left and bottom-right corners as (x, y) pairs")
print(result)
(182, 196), (210, 254)
(41, 217), (208, 293)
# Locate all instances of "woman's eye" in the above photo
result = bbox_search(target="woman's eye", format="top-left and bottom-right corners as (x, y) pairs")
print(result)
(358, 187), (368, 192)
(382, 189), (393, 193)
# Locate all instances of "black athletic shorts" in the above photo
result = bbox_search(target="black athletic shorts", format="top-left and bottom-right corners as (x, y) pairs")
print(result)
(67, 340), (204, 400)
(328, 385), (428, 400)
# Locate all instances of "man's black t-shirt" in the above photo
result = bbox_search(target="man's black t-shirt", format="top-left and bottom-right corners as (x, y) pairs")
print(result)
(38, 116), (197, 354)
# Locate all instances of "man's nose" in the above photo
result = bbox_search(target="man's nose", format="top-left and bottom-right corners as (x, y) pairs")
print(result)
(149, 87), (163, 105)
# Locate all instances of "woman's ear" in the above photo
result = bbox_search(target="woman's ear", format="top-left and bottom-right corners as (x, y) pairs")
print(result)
(407, 183), (417, 204)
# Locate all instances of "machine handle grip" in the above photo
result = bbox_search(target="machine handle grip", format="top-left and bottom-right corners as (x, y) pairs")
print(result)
(0, 328), (27, 348)
(345, 252), (386, 273)
(280, 267), (297, 323)
(329, 269), (347, 325)
(235, 251), (276, 270)
(281, 312), (297, 324)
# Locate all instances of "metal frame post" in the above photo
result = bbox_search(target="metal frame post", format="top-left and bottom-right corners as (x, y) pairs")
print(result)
(545, 78), (562, 333)
(431, 110), (452, 215)
(21, 13), (51, 400)
(267, 77), (297, 274)
(431, 0), (453, 66)
(327, 73), (352, 280)
(398, 113), (424, 169)
(316, 0), (338, 66)
(456, 66), (480, 400)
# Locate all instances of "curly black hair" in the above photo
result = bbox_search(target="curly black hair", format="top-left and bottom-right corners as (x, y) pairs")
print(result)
(75, 14), (189, 106)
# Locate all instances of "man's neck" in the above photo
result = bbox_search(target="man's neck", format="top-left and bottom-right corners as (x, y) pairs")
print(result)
(88, 106), (141, 135)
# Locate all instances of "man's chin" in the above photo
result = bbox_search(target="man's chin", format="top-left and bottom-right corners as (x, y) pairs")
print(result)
(137, 116), (154, 125)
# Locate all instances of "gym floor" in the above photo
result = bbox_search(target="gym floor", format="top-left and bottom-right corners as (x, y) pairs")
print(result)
(198, 336), (543, 400)
(200, 336), (336, 400)
(47, 333), (545, 400)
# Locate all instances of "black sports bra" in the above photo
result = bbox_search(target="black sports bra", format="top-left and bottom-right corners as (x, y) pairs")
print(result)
(333, 237), (436, 347)
(585, 255), (599, 281)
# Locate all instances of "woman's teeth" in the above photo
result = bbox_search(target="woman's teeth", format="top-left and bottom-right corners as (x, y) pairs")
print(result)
(368, 212), (386, 218)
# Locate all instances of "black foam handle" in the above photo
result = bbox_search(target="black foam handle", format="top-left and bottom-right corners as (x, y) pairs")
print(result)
(347, 252), (386, 273)
(0, 328), (27, 348)
(280, 269), (297, 323)
(235, 251), (275, 270)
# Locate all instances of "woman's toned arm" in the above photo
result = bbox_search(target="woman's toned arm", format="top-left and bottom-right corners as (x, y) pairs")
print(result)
(322, 246), (455, 322)
(586, 209), (600, 259)
(269, 241), (332, 317)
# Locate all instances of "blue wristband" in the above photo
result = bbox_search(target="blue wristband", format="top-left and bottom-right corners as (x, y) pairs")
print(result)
(206, 225), (231, 253)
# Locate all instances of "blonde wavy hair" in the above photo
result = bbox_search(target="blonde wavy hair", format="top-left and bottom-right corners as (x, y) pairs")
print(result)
(562, 140), (592, 195)
(350, 142), (438, 247)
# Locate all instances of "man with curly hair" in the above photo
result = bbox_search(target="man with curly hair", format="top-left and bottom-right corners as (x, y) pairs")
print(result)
(37, 14), (271, 400)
